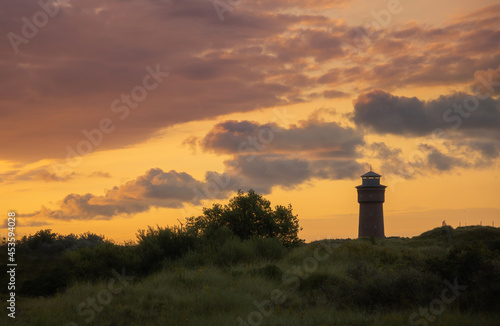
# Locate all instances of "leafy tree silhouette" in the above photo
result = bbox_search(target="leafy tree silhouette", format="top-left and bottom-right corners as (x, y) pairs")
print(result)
(186, 189), (303, 246)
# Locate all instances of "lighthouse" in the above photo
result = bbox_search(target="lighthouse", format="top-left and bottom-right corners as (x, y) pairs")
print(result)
(356, 170), (386, 238)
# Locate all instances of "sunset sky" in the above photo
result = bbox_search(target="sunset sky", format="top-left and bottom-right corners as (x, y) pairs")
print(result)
(1, 0), (499, 243)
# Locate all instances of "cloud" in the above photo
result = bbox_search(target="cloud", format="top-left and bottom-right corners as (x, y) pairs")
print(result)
(323, 89), (350, 99)
(364, 142), (409, 178)
(0, 0), (312, 162)
(223, 155), (364, 194)
(464, 140), (499, 159)
(0, 166), (76, 183)
(2, 218), (51, 229)
(418, 144), (469, 171)
(23, 158), (364, 222)
(471, 66), (500, 97)
(365, 140), (489, 181)
(225, 154), (312, 193)
(354, 88), (500, 176)
(1, 1), (499, 164)
(203, 118), (365, 192)
(201, 118), (364, 158)
(353, 90), (500, 136)
(327, 5), (500, 89)
(22, 168), (233, 221)
(23, 117), (366, 221)
(89, 171), (111, 178)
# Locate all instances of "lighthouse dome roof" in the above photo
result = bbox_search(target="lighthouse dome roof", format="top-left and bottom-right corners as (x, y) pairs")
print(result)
(361, 171), (381, 177)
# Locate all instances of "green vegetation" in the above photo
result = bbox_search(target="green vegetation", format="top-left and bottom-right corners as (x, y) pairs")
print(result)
(1, 191), (499, 325)
(186, 189), (304, 246)
(6, 226), (500, 325)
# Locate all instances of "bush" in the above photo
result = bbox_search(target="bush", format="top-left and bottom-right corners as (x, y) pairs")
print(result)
(18, 256), (72, 297)
(20, 229), (105, 253)
(426, 241), (500, 311)
(0, 230), (108, 297)
(136, 225), (198, 272)
(248, 237), (288, 260)
(186, 189), (303, 246)
(65, 241), (141, 280)
(250, 264), (283, 280)
(213, 238), (256, 266)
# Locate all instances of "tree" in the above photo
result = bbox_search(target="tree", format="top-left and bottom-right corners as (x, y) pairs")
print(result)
(22, 229), (57, 250)
(186, 190), (304, 246)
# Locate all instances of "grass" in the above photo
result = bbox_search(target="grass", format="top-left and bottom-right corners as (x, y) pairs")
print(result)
(6, 226), (500, 325)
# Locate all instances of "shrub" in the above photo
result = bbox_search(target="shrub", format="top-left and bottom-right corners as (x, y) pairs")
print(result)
(18, 256), (72, 297)
(248, 237), (288, 260)
(65, 241), (140, 280)
(136, 225), (198, 272)
(426, 241), (500, 311)
(213, 238), (255, 267)
(186, 190), (304, 246)
(250, 264), (283, 280)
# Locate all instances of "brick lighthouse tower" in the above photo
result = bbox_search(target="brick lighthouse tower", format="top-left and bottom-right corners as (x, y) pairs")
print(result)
(356, 169), (386, 238)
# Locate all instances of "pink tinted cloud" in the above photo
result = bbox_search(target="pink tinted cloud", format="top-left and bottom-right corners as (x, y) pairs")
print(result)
(1, 0), (499, 165)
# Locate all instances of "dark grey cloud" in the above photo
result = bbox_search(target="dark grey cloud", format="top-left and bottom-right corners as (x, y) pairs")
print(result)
(225, 154), (364, 193)
(353, 90), (500, 136)
(202, 118), (366, 193)
(354, 88), (500, 176)
(365, 140), (488, 180)
(22, 117), (366, 221)
(365, 142), (415, 179)
(419, 144), (469, 171)
(309, 158), (364, 180)
(465, 140), (500, 159)
(22, 156), (363, 221)
(226, 154), (312, 193)
(201, 119), (364, 158)
(21, 168), (234, 221)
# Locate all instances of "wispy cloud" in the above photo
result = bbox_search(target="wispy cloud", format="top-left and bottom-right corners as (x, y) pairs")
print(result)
(0, 166), (76, 183)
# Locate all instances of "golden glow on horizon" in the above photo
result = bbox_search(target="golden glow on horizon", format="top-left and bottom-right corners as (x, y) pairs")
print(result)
(1, 0), (499, 243)
(4, 98), (499, 242)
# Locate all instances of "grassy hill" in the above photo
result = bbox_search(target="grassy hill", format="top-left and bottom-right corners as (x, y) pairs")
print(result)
(4, 226), (500, 325)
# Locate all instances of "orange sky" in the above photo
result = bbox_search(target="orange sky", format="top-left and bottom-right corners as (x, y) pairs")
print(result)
(1, 0), (499, 243)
